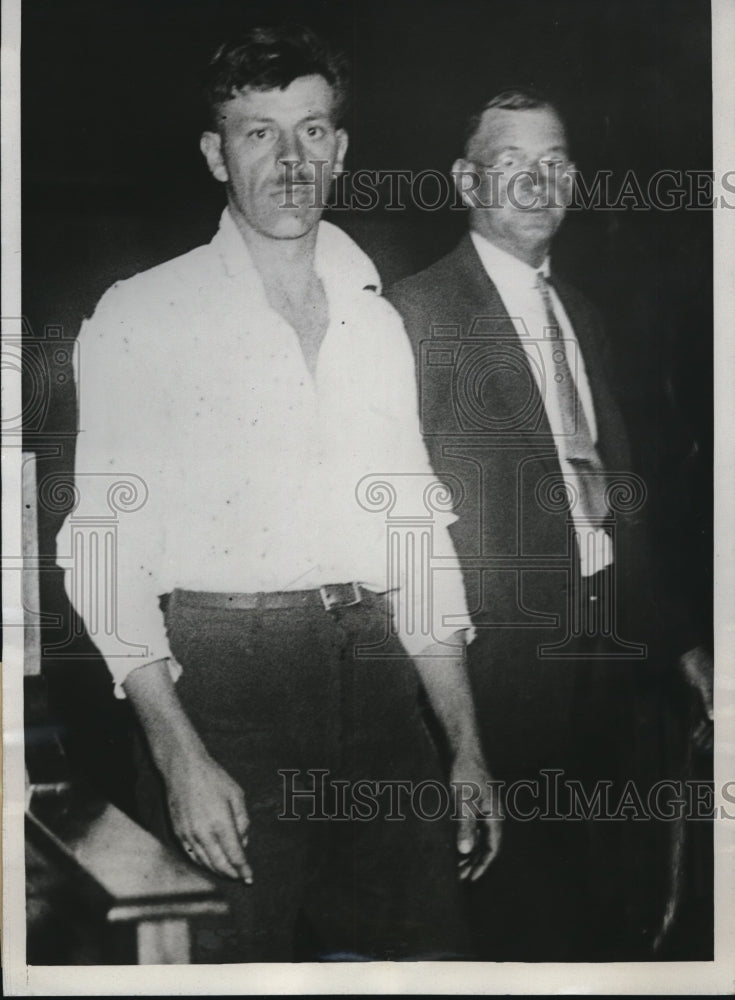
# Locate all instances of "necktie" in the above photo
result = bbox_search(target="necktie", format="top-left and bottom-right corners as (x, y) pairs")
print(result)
(536, 272), (608, 522)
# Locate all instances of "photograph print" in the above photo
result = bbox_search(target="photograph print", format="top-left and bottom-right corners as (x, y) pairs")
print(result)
(9, 0), (720, 980)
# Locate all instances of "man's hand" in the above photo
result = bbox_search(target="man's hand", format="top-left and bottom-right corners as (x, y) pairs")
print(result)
(123, 658), (253, 882)
(451, 754), (503, 882)
(411, 633), (502, 882)
(678, 645), (714, 751)
(165, 749), (253, 883)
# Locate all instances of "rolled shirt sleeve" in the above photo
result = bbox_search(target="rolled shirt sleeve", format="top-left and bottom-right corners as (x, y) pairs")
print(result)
(357, 294), (475, 655)
(61, 282), (179, 696)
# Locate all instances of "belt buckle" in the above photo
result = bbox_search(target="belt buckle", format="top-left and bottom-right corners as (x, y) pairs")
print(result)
(319, 582), (362, 612)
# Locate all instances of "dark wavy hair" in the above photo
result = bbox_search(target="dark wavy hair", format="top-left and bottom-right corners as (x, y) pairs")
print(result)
(202, 24), (350, 130)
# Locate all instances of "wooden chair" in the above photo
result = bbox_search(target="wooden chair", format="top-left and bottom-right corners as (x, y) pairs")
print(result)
(26, 783), (228, 964)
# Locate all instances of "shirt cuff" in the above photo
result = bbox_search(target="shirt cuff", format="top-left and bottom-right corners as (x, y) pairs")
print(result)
(111, 655), (183, 699)
(388, 576), (476, 660)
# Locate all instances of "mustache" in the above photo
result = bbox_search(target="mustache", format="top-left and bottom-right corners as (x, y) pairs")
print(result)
(278, 159), (332, 182)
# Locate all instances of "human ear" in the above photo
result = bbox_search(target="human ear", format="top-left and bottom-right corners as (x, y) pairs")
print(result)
(333, 128), (348, 174)
(451, 157), (481, 208)
(200, 131), (228, 183)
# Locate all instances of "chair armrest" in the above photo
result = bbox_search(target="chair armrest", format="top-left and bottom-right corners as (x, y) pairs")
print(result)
(26, 783), (228, 962)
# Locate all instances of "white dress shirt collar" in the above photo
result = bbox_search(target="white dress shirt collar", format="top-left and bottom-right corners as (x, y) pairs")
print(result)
(468, 228), (612, 577)
(212, 207), (382, 298)
(469, 228), (551, 292)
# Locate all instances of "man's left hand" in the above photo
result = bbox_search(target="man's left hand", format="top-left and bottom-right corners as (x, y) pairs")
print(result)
(451, 755), (503, 882)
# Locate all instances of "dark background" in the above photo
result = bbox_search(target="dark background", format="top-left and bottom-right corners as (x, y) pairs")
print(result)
(22, 0), (712, 865)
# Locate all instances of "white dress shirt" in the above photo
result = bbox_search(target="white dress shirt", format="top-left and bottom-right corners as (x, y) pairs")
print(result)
(470, 230), (613, 576)
(63, 210), (472, 695)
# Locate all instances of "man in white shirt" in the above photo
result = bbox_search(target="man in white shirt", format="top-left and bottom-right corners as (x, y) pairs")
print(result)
(388, 88), (713, 960)
(62, 25), (500, 962)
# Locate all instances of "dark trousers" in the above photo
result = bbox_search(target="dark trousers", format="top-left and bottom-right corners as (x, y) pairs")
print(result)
(134, 588), (469, 963)
(465, 568), (667, 961)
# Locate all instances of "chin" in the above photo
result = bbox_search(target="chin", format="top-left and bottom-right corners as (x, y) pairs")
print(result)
(261, 210), (322, 240)
(529, 206), (565, 223)
(517, 211), (559, 228)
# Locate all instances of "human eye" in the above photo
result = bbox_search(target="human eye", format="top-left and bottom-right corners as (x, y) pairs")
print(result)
(303, 122), (328, 141)
(540, 153), (567, 168)
(496, 152), (518, 170)
(247, 126), (273, 142)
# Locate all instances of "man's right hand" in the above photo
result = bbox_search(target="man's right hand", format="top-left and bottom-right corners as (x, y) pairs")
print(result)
(123, 659), (253, 883)
(165, 750), (253, 882)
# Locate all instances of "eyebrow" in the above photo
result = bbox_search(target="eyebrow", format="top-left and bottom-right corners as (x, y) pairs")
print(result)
(496, 144), (568, 153)
(242, 111), (332, 124)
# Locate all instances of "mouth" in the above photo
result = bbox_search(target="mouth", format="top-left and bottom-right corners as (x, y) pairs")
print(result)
(272, 183), (319, 210)
(512, 201), (561, 215)
(273, 180), (313, 192)
(511, 206), (553, 216)
(278, 177), (315, 188)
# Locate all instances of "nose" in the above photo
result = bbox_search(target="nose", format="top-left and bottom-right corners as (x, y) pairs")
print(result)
(277, 131), (307, 172)
(509, 168), (544, 205)
(527, 168), (544, 194)
(525, 160), (549, 192)
(517, 160), (564, 197)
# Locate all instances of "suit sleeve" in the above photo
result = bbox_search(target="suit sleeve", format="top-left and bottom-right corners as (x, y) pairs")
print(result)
(572, 288), (703, 659)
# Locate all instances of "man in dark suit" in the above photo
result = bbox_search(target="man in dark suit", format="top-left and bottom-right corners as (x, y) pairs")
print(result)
(387, 89), (713, 961)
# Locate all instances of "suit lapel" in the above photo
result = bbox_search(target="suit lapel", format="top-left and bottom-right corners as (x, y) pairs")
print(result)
(447, 235), (557, 447)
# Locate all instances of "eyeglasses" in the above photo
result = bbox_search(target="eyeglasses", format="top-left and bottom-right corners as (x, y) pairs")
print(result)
(469, 156), (575, 184)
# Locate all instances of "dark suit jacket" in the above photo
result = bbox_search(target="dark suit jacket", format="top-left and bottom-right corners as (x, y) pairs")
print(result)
(389, 235), (651, 627)
(387, 235), (676, 773)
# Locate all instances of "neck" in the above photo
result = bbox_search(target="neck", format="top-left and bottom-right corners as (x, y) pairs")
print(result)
(471, 225), (549, 269)
(229, 204), (319, 289)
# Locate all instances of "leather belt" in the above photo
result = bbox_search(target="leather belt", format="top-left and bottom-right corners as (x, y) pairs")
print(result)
(173, 582), (375, 613)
